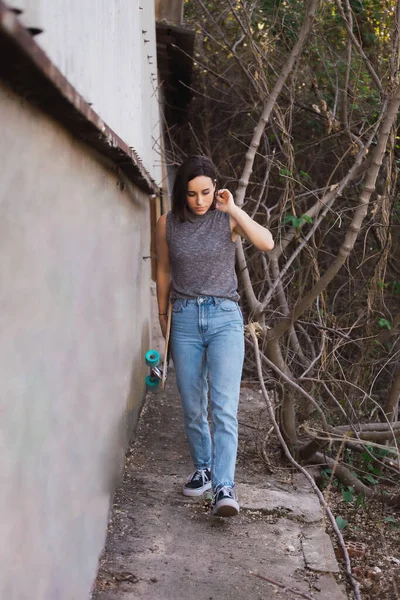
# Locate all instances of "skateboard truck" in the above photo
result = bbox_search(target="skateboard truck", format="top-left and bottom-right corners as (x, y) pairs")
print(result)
(145, 350), (168, 388)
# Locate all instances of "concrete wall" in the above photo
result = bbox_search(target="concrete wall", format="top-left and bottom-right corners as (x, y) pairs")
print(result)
(0, 80), (152, 600)
(6, 0), (161, 182)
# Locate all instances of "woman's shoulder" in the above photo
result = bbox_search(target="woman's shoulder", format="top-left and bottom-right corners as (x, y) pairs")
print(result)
(156, 212), (170, 239)
(157, 211), (173, 225)
(211, 209), (231, 228)
(211, 209), (230, 220)
(157, 213), (167, 225)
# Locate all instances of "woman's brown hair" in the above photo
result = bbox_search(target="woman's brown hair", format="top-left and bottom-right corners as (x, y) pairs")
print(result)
(172, 155), (218, 222)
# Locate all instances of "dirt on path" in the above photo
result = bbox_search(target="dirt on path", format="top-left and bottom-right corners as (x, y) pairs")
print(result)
(91, 366), (349, 600)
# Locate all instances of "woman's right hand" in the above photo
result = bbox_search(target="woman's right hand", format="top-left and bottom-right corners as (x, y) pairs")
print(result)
(159, 314), (168, 339)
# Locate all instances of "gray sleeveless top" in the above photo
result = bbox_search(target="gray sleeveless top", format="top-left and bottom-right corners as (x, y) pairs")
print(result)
(166, 210), (239, 301)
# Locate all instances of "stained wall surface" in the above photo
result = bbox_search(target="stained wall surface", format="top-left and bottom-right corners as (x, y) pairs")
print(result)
(6, 0), (161, 182)
(0, 81), (152, 599)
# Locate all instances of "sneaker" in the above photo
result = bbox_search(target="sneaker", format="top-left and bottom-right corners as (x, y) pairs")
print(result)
(183, 468), (212, 497)
(211, 486), (239, 517)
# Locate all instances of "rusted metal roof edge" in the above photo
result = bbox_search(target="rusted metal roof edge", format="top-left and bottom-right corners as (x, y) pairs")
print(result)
(0, 2), (158, 195)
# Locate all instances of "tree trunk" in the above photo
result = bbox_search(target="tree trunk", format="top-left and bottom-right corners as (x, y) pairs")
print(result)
(385, 364), (400, 422)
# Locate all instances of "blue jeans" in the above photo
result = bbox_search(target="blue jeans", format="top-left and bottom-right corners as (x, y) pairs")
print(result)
(170, 296), (245, 491)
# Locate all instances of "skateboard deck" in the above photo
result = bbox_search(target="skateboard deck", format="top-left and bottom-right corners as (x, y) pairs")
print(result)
(145, 303), (172, 391)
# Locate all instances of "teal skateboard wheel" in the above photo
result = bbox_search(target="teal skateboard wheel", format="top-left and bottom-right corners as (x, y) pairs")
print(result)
(146, 375), (160, 389)
(145, 350), (161, 367)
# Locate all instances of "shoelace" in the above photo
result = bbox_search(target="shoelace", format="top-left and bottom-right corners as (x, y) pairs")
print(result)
(186, 469), (207, 484)
(212, 486), (233, 502)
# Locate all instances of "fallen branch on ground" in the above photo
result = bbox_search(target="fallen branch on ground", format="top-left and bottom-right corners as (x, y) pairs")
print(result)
(309, 452), (400, 507)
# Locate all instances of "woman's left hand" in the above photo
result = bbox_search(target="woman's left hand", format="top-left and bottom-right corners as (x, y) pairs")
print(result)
(215, 188), (235, 213)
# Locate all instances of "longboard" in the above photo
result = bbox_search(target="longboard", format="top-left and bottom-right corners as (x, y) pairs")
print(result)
(145, 302), (172, 391)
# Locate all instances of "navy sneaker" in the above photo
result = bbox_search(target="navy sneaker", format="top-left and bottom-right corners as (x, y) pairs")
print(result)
(211, 486), (239, 517)
(183, 468), (212, 497)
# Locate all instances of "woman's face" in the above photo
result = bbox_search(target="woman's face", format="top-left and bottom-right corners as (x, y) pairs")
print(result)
(186, 176), (215, 215)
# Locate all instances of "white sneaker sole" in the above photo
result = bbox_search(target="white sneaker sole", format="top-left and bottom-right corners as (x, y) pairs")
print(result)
(212, 498), (240, 517)
(183, 481), (212, 497)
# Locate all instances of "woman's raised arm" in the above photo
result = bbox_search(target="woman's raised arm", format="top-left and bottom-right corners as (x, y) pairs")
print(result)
(216, 189), (274, 252)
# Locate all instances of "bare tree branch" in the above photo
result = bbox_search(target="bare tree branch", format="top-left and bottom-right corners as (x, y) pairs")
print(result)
(270, 83), (400, 339)
(335, 0), (384, 94)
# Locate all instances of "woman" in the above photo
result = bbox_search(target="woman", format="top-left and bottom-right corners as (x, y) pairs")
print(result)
(156, 156), (274, 517)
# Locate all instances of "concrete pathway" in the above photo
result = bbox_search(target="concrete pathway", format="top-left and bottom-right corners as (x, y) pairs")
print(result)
(92, 384), (349, 600)
(92, 290), (348, 600)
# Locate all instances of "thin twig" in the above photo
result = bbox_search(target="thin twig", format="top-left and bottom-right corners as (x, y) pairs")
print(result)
(250, 571), (315, 600)
(262, 425), (276, 473)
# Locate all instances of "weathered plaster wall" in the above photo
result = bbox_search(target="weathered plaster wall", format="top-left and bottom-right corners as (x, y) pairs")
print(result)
(0, 81), (151, 600)
(6, 0), (161, 182)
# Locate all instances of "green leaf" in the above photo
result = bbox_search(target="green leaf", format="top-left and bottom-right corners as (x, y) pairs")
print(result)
(355, 494), (366, 508)
(369, 466), (382, 476)
(378, 318), (392, 330)
(342, 487), (354, 503)
(283, 214), (302, 228)
(376, 448), (390, 458)
(299, 170), (311, 181)
(283, 214), (294, 225)
(364, 474), (379, 485)
(301, 213), (313, 224)
(361, 451), (373, 464)
(384, 516), (398, 524)
(336, 516), (348, 530)
(321, 468), (333, 479)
